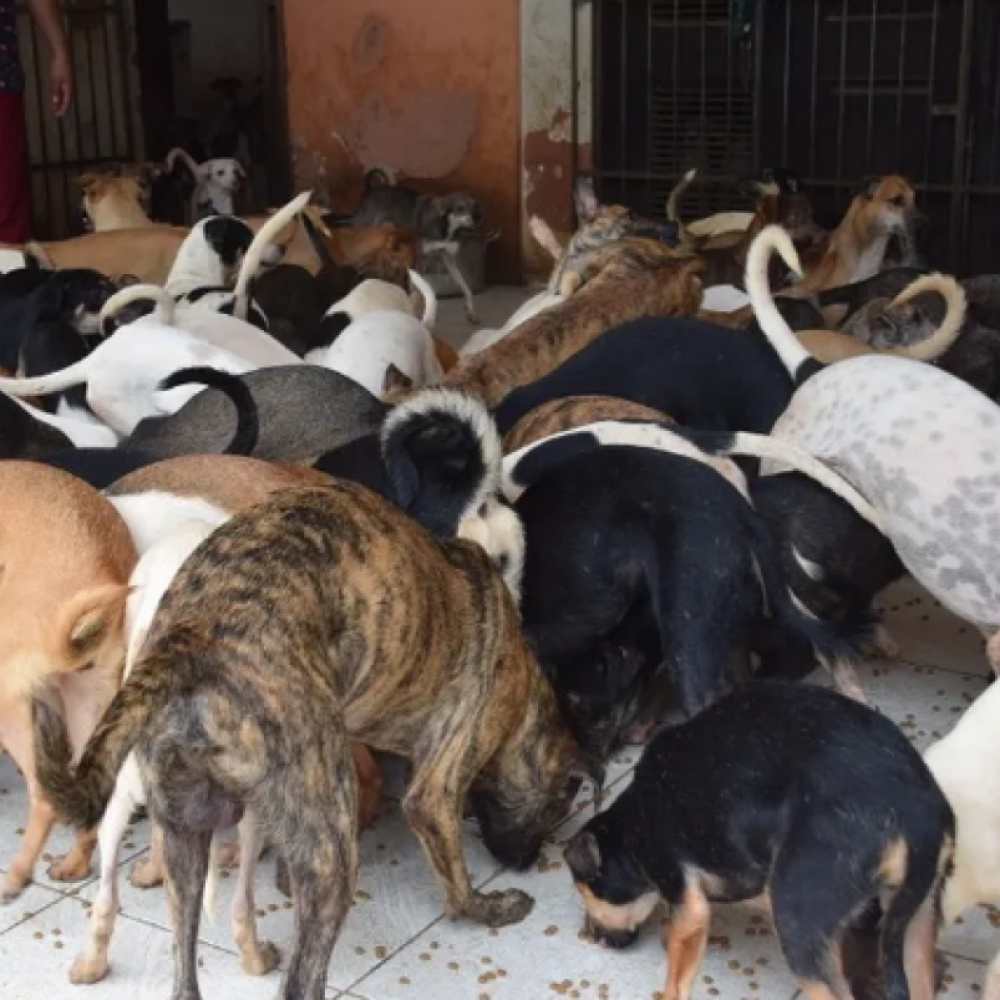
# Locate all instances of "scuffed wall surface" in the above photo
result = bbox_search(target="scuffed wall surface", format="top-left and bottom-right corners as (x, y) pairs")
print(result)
(284, 0), (521, 281)
(521, 0), (592, 276)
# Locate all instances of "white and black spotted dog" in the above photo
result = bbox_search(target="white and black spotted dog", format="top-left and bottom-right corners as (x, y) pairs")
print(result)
(745, 224), (1000, 671)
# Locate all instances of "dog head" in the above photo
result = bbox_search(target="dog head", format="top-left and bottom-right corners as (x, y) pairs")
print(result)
(431, 192), (482, 239)
(191, 215), (257, 282)
(573, 175), (679, 248)
(77, 173), (149, 231)
(200, 157), (245, 194)
(853, 174), (921, 238)
(564, 820), (660, 949)
(37, 268), (119, 336)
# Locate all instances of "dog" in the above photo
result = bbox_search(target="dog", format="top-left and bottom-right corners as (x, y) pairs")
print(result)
(505, 443), (873, 754)
(564, 682), (954, 1000)
(502, 396), (670, 452)
(125, 365), (387, 463)
(923, 678), (1000, 1000)
(787, 175), (923, 303)
(0, 462), (136, 901)
(459, 285), (565, 358)
(33, 484), (594, 999)
(445, 239), (705, 407)
(747, 224), (1000, 660)
(547, 174), (679, 298)
(77, 173), (153, 231)
(330, 168), (484, 322)
(166, 146), (245, 221)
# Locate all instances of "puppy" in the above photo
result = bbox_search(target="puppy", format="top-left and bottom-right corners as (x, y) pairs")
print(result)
(924, 679), (1000, 1000)
(508, 446), (870, 755)
(33, 484), (593, 999)
(564, 682), (954, 1000)
(77, 173), (152, 231)
(749, 224), (1000, 661)
(166, 146), (245, 221)
(502, 396), (670, 452)
(0, 462), (135, 901)
(445, 239), (705, 407)
(548, 175), (678, 297)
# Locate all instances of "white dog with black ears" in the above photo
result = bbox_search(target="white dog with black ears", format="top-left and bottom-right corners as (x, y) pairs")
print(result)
(0, 194), (312, 435)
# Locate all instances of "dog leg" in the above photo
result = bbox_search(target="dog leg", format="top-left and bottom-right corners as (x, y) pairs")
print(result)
(274, 733), (358, 1000)
(161, 823), (212, 1000)
(230, 815), (280, 976)
(984, 948), (1000, 1000)
(129, 822), (165, 888)
(403, 748), (533, 928)
(69, 781), (135, 984)
(901, 895), (938, 1000)
(662, 886), (711, 1000)
(48, 827), (98, 883)
(439, 250), (480, 324)
(986, 629), (1000, 676)
(866, 622), (901, 661)
(818, 653), (869, 704)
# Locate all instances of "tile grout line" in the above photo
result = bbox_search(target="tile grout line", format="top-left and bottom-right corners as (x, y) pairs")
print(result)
(0, 888), (67, 938)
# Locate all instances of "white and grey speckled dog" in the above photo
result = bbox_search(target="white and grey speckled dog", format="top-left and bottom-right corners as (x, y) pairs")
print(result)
(747, 225), (1000, 664)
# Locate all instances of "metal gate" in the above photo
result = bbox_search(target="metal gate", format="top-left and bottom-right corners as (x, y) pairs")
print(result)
(582, 0), (1000, 275)
(16, 0), (140, 238)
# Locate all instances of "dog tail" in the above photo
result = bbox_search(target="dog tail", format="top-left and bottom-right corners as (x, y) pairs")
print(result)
(666, 168), (696, 225)
(881, 273), (967, 361)
(301, 210), (337, 271)
(232, 190), (312, 317)
(381, 387), (501, 538)
(158, 366), (260, 455)
(408, 268), (438, 329)
(99, 283), (175, 330)
(746, 226), (818, 383)
(0, 356), (93, 398)
(32, 642), (192, 831)
(165, 146), (201, 180)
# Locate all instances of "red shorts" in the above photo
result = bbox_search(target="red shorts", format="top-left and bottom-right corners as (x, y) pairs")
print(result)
(0, 92), (30, 242)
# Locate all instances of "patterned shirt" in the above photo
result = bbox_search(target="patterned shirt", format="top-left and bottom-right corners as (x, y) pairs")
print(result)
(0, 0), (24, 94)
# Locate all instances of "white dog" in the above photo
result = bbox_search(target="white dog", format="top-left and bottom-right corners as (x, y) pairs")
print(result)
(167, 147), (245, 221)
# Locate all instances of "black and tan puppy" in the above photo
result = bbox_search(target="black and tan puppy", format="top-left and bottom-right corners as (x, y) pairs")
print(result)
(565, 682), (954, 1000)
(33, 484), (591, 1000)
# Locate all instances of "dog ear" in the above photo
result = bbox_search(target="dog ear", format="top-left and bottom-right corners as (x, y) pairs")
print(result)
(57, 584), (131, 665)
(382, 363), (414, 395)
(564, 829), (602, 882)
(857, 175), (881, 200)
(76, 172), (101, 194)
(574, 175), (600, 224)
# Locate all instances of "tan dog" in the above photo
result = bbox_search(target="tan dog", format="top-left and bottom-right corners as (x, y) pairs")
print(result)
(77, 174), (153, 231)
(0, 462), (135, 901)
(503, 396), (671, 453)
(790, 174), (921, 297)
(446, 239), (705, 407)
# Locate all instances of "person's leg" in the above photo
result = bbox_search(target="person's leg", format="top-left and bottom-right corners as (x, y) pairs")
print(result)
(0, 93), (31, 242)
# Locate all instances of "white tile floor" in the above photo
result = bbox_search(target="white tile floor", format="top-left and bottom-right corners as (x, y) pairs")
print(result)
(0, 294), (997, 999)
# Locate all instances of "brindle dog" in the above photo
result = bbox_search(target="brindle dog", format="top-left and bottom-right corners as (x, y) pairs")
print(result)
(33, 484), (592, 1000)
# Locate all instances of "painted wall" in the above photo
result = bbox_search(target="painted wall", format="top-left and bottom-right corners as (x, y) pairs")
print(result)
(521, 0), (592, 277)
(283, 0), (522, 282)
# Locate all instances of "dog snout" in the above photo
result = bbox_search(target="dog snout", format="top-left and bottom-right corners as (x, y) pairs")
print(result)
(585, 917), (638, 950)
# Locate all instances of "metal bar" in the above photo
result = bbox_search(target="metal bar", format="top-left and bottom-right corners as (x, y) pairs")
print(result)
(725, 0), (733, 179)
(894, 0), (908, 154)
(781, 0), (792, 167)
(809, 0), (820, 177)
(701, 0), (707, 208)
(950, 0), (976, 271)
(922, 0), (940, 184)
(571, 0), (580, 189)
(751, 0), (764, 173)
(592, 0), (604, 189)
(672, 0), (679, 183)
(619, 0), (627, 184)
(645, 0), (653, 215)
(865, 0), (878, 167)
(26, 12), (52, 232)
(990, 2), (1000, 268)
(112, 2), (135, 158)
(836, 0), (848, 184)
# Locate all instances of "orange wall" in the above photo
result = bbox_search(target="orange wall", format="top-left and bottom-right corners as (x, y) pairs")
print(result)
(283, 0), (522, 282)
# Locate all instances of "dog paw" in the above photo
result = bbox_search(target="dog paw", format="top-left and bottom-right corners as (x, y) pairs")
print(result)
(0, 869), (29, 904)
(868, 624), (901, 661)
(240, 939), (281, 976)
(69, 954), (111, 985)
(215, 840), (240, 869)
(128, 855), (164, 889)
(47, 852), (91, 883)
(470, 888), (535, 927)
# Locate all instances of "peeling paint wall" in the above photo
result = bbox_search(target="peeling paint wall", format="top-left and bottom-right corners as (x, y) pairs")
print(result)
(283, 0), (521, 281)
(521, 0), (592, 276)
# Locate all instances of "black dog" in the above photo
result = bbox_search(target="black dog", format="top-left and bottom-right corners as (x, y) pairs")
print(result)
(512, 446), (863, 756)
(564, 682), (954, 1000)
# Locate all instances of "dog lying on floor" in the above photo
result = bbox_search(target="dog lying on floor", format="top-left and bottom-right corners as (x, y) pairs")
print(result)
(77, 173), (153, 231)
(34, 484), (594, 999)
(564, 682), (954, 1000)
(0, 462), (136, 901)
(748, 224), (1000, 667)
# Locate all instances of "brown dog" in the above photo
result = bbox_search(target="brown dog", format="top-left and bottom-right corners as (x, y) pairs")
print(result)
(34, 484), (591, 999)
(503, 396), (671, 453)
(77, 174), (153, 231)
(446, 239), (705, 406)
(0, 462), (135, 901)
(790, 175), (922, 299)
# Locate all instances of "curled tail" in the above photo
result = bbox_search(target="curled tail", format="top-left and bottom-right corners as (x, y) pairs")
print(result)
(883, 273), (967, 361)
(158, 366), (260, 455)
(165, 146), (201, 181)
(32, 645), (192, 830)
(408, 269), (438, 329)
(666, 168), (696, 226)
(381, 387), (501, 538)
(746, 225), (816, 382)
(99, 283), (176, 331)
